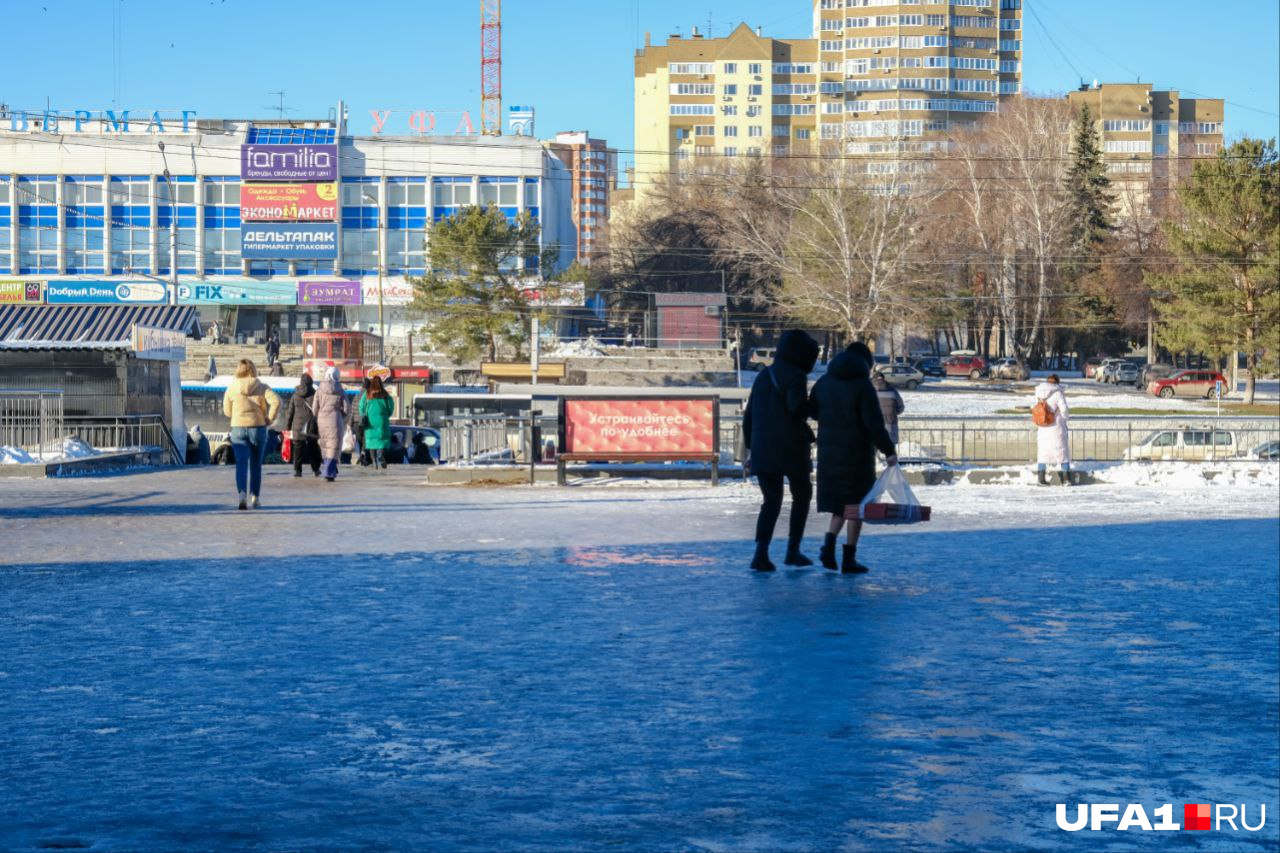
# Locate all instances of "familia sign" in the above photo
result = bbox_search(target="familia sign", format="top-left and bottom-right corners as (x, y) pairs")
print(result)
(240, 183), (339, 222)
(240, 144), (339, 182)
(7, 109), (198, 134)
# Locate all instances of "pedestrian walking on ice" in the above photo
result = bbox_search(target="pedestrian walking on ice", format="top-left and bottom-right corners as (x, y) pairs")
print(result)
(221, 359), (281, 511)
(743, 329), (820, 572)
(1032, 374), (1072, 486)
(314, 366), (351, 482)
(283, 373), (322, 478)
(265, 329), (281, 368)
(359, 375), (396, 471)
(810, 342), (898, 573)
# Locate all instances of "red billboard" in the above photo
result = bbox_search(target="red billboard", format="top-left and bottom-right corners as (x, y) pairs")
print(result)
(240, 182), (339, 222)
(562, 398), (717, 456)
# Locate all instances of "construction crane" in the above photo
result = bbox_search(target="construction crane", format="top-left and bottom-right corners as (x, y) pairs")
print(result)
(480, 0), (502, 136)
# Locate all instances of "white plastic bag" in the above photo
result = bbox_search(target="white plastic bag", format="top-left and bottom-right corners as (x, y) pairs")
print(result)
(851, 466), (931, 524)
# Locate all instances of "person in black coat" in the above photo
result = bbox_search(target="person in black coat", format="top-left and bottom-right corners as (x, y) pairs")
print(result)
(282, 374), (322, 477)
(742, 329), (821, 572)
(809, 342), (898, 573)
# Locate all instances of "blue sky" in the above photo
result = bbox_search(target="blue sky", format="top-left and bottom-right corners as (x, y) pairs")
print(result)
(4, 0), (1277, 169)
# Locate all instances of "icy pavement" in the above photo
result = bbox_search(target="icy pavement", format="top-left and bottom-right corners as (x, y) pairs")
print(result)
(1, 469), (1278, 851)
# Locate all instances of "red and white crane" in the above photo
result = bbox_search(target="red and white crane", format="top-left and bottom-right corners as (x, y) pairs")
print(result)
(480, 0), (502, 136)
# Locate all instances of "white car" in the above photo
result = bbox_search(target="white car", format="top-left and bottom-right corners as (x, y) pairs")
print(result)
(1122, 428), (1237, 461)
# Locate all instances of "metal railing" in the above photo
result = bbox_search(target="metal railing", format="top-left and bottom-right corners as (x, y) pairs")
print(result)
(63, 415), (185, 466)
(439, 413), (547, 465)
(897, 421), (1280, 466)
(0, 389), (66, 461)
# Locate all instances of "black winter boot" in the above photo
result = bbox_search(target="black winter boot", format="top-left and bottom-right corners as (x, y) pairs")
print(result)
(1037, 470), (1050, 486)
(841, 545), (870, 574)
(1058, 470), (1073, 486)
(750, 542), (776, 572)
(784, 539), (813, 567)
(819, 533), (838, 570)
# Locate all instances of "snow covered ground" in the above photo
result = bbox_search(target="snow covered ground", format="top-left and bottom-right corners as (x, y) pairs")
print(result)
(1, 469), (1276, 851)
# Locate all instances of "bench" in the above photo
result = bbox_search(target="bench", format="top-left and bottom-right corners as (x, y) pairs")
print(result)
(556, 452), (720, 486)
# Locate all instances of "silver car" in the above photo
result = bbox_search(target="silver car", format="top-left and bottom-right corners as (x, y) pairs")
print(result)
(1111, 362), (1141, 386)
(873, 363), (925, 390)
(989, 357), (1030, 381)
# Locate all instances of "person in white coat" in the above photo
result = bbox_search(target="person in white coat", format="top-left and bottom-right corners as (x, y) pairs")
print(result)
(1034, 374), (1072, 486)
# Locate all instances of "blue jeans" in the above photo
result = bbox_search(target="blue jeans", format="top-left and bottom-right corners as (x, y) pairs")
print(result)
(230, 426), (268, 496)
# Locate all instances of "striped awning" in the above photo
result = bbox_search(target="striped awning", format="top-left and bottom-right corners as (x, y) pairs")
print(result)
(0, 305), (200, 351)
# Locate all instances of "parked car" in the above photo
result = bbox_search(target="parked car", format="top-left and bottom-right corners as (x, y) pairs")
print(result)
(1111, 362), (1142, 386)
(1148, 370), (1229, 399)
(746, 347), (775, 371)
(989, 357), (1030, 381)
(1082, 357), (1106, 379)
(1250, 440), (1280, 461)
(1122, 428), (1237, 461)
(1141, 363), (1175, 388)
(1096, 358), (1127, 382)
(943, 355), (988, 380)
(873, 362), (925, 390)
(913, 357), (946, 378)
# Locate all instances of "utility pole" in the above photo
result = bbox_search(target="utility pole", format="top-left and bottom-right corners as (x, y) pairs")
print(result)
(363, 190), (386, 360)
(158, 141), (178, 306)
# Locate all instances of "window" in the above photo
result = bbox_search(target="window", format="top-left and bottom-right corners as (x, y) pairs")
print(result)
(1103, 119), (1151, 133)
(795, 129), (812, 140)
(773, 124), (789, 137)
(1180, 121), (1223, 135)
(203, 227), (240, 275)
(1104, 140), (1152, 153)
(723, 84), (738, 96)
(1151, 432), (1176, 448)
(723, 146), (737, 157)
(341, 228), (378, 276)
(722, 62), (737, 74)
(748, 126), (764, 138)
(670, 62), (714, 75)
(694, 125), (715, 136)
(671, 83), (715, 95)
(722, 105), (738, 116)
(17, 177), (58, 274)
(748, 84), (763, 97)
(723, 126), (739, 138)
(748, 63), (762, 75)
(109, 223), (150, 275)
(64, 176), (106, 273)
(479, 177), (519, 209)
(670, 104), (715, 116)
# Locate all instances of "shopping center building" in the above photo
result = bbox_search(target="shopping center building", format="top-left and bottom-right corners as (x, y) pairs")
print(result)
(0, 104), (576, 345)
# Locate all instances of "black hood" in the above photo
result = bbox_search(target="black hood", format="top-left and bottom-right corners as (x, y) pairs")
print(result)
(295, 376), (315, 397)
(774, 330), (820, 374)
(827, 350), (870, 381)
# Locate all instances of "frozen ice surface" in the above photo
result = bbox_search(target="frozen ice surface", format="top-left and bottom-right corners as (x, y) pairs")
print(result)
(0, 469), (1277, 851)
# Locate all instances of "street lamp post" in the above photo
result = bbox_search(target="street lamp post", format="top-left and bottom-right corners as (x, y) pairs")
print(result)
(362, 190), (385, 362)
(158, 141), (178, 306)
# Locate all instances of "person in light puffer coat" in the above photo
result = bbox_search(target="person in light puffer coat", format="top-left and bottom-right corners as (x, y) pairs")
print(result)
(221, 359), (281, 510)
(1033, 374), (1072, 485)
(314, 366), (351, 482)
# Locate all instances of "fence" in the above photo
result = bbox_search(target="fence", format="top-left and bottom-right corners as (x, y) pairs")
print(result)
(897, 420), (1280, 466)
(0, 389), (66, 461)
(63, 415), (185, 466)
(438, 413), (548, 465)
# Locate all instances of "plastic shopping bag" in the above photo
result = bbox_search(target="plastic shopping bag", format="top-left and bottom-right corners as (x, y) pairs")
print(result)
(281, 437), (293, 463)
(845, 466), (932, 524)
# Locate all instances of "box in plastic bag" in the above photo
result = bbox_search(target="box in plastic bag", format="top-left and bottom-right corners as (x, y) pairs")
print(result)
(844, 466), (932, 525)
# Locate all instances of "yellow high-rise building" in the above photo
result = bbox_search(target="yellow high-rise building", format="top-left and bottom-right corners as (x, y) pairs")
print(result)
(633, 24), (819, 202)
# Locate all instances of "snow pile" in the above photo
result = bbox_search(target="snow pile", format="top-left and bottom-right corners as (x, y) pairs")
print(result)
(551, 337), (606, 358)
(59, 436), (99, 460)
(1086, 461), (1280, 489)
(0, 445), (35, 465)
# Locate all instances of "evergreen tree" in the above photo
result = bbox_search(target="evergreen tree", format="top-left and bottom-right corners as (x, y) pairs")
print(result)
(1063, 104), (1114, 269)
(1150, 138), (1280, 404)
(410, 206), (561, 363)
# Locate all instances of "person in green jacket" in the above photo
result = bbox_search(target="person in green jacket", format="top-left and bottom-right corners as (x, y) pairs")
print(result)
(359, 375), (396, 470)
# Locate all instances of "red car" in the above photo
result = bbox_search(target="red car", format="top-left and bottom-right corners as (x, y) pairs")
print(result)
(943, 355), (988, 380)
(1149, 370), (1229, 399)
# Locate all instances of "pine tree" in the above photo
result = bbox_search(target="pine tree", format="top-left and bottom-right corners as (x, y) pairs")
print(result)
(1151, 138), (1280, 404)
(410, 206), (561, 363)
(1063, 104), (1114, 269)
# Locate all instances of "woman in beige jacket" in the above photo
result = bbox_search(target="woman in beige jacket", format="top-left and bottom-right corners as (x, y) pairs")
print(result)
(222, 359), (282, 510)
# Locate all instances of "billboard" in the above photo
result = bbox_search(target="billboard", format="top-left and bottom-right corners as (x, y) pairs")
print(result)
(362, 279), (416, 306)
(561, 398), (718, 457)
(0, 280), (43, 304)
(240, 183), (339, 222)
(240, 143), (339, 181)
(45, 280), (168, 305)
(299, 281), (361, 306)
(241, 224), (338, 259)
(177, 280), (298, 305)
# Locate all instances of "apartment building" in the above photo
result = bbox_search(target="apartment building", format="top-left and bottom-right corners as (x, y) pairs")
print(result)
(546, 131), (617, 265)
(633, 23), (819, 202)
(1066, 82), (1225, 214)
(812, 0), (1023, 156)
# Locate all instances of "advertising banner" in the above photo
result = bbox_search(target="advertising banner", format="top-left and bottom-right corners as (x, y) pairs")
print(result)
(0, 280), (43, 304)
(45, 280), (168, 305)
(240, 143), (339, 181)
(361, 279), (416, 306)
(131, 325), (188, 362)
(241, 183), (339, 222)
(562, 398), (717, 457)
(299, 281), (361, 306)
(177, 280), (298, 305)
(241, 224), (338, 260)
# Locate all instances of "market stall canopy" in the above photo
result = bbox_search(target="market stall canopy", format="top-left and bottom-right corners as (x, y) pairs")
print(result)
(0, 305), (200, 352)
